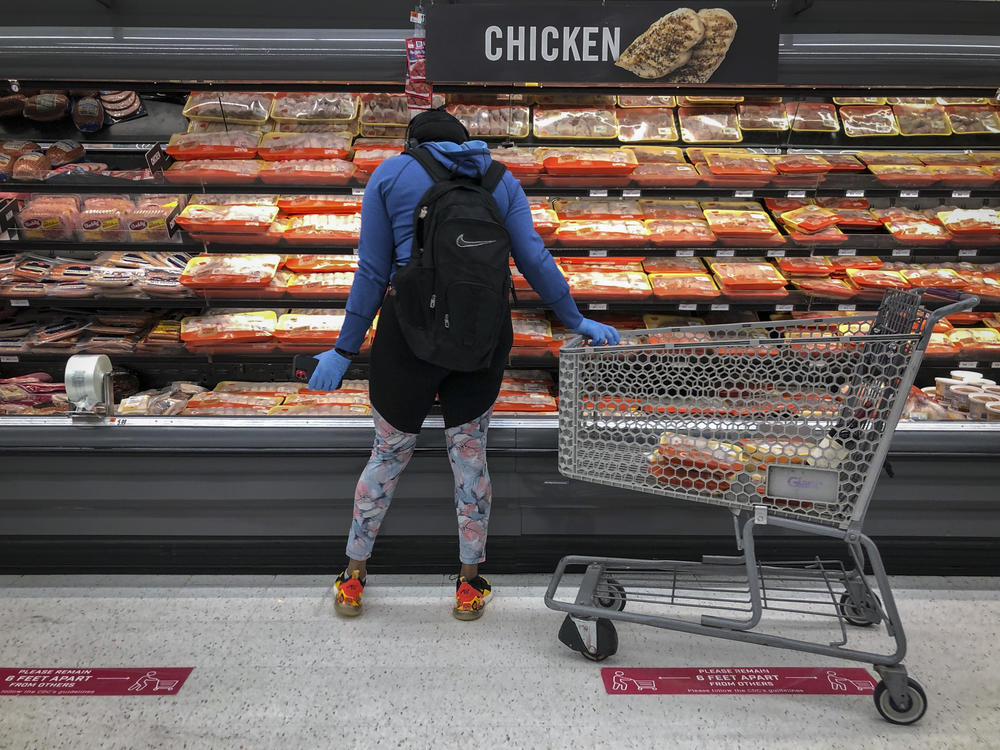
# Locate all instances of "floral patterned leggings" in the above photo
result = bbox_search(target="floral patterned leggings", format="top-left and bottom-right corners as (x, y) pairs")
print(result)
(346, 407), (493, 564)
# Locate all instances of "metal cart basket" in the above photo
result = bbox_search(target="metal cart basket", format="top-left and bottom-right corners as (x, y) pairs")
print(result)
(544, 290), (977, 725)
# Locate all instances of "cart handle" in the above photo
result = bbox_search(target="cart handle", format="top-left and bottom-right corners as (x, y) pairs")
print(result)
(922, 290), (980, 326)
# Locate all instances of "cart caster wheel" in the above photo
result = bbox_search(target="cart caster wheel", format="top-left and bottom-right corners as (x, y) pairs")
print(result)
(839, 591), (882, 627)
(558, 615), (618, 662)
(593, 578), (627, 612)
(874, 678), (927, 725)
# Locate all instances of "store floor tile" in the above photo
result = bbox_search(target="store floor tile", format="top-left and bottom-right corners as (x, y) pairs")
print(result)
(0, 574), (997, 750)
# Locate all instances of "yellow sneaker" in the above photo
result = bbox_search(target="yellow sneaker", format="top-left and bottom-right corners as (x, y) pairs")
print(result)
(334, 570), (365, 617)
(453, 575), (492, 621)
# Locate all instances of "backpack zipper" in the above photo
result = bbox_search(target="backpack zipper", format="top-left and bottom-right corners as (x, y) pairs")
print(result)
(429, 294), (436, 309)
(444, 314), (450, 329)
(419, 206), (428, 219)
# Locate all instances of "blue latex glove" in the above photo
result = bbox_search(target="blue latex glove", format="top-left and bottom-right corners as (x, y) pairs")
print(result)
(571, 318), (621, 346)
(308, 349), (351, 392)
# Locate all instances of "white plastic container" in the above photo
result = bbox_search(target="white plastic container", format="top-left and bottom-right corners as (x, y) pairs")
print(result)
(949, 385), (981, 412)
(935, 377), (962, 398)
(987, 402), (1000, 421)
(950, 370), (982, 382)
(968, 393), (999, 420)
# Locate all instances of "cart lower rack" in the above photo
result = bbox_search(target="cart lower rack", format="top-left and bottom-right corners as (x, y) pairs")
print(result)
(545, 289), (977, 726)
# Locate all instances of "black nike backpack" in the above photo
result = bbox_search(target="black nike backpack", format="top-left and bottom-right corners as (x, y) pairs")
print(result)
(390, 146), (513, 371)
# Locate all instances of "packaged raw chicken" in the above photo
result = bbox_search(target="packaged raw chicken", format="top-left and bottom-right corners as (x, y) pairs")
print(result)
(490, 147), (543, 184)
(779, 205), (839, 233)
(868, 164), (937, 187)
(183, 92), (274, 124)
(446, 105), (530, 138)
(642, 256), (705, 274)
(493, 392), (558, 413)
(554, 220), (648, 247)
(511, 310), (554, 345)
(257, 132), (352, 160)
(948, 328), (1000, 357)
(352, 146), (403, 174)
(937, 208), (1000, 235)
(531, 207), (560, 235)
(539, 147), (637, 175)
(645, 219), (716, 246)
(789, 102), (839, 132)
(214, 381), (306, 396)
(532, 108), (619, 139)
(710, 261), (787, 290)
(181, 311), (277, 344)
(623, 146), (686, 164)
(618, 95), (676, 108)
(829, 256), (883, 272)
(884, 220), (952, 244)
(736, 103), (789, 131)
(776, 256), (835, 276)
(631, 162), (700, 187)
(787, 226), (846, 246)
(360, 93), (442, 125)
(283, 255), (359, 272)
(286, 272), (355, 297)
(649, 273), (719, 300)
(677, 107), (741, 143)
(553, 199), (642, 221)
(269, 92), (358, 123)
(616, 108), (678, 142)
(900, 267), (968, 289)
(845, 268), (909, 290)
(277, 194), (363, 214)
(919, 152), (979, 166)
(893, 104), (952, 136)
(703, 209), (781, 238)
(833, 96), (887, 106)
(183, 392), (283, 415)
(640, 199), (703, 220)
(820, 153), (865, 171)
(792, 277), (857, 300)
(840, 106), (899, 136)
(175, 204), (279, 233)
(164, 159), (261, 183)
(565, 270), (652, 299)
(924, 165), (995, 187)
(259, 158), (356, 185)
(769, 154), (832, 174)
(826, 208), (880, 229)
(283, 213), (361, 244)
(165, 131), (260, 160)
(857, 151), (922, 166)
(179, 254), (281, 289)
(945, 105), (1000, 134)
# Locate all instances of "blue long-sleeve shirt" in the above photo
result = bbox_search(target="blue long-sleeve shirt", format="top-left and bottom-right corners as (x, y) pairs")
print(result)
(335, 139), (583, 354)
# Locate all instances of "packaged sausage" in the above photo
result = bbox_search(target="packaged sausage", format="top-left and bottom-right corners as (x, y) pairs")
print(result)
(532, 108), (619, 139)
(45, 140), (86, 167)
(182, 92), (274, 124)
(0, 94), (26, 117)
(72, 97), (105, 132)
(23, 93), (69, 122)
(165, 131), (261, 160)
(12, 152), (51, 180)
(270, 93), (359, 123)
(1, 140), (41, 158)
(259, 159), (357, 185)
(616, 108), (678, 142)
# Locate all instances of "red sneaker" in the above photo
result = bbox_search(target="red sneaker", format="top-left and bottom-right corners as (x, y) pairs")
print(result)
(454, 575), (492, 620)
(334, 570), (365, 617)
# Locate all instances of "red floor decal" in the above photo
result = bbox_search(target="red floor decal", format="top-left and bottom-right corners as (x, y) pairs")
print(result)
(602, 667), (877, 695)
(1, 667), (193, 696)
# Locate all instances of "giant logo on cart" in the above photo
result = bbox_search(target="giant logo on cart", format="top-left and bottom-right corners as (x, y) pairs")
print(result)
(426, 3), (778, 84)
(0, 667), (193, 696)
(602, 667), (877, 695)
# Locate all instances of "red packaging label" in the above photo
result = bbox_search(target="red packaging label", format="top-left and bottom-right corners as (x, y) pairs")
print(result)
(1, 667), (193, 696)
(602, 667), (877, 695)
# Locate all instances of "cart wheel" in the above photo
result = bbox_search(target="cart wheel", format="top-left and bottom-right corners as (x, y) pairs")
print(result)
(558, 615), (618, 662)
(873, 678), (927, 725)
(839, 591), (882, 627)
(593, 578), (627, 612)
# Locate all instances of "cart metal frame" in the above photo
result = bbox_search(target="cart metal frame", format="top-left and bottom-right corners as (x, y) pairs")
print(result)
(545, 290), (978, 725)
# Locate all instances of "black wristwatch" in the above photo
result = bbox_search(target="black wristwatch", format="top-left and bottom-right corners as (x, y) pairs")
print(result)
(334, 347), (358, 359)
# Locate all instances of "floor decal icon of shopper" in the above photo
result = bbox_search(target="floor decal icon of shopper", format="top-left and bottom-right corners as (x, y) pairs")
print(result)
(611, 670), (658, 692)
(827, 670), (874, 693)
(128, 671), (179, 693)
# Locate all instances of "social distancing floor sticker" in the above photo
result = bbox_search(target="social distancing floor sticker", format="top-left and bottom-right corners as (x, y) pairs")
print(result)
(602, 667), (877, 695)
(1, 668), (193, 696)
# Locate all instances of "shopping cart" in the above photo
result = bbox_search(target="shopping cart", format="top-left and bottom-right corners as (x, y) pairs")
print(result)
(544, 289), (977, 725)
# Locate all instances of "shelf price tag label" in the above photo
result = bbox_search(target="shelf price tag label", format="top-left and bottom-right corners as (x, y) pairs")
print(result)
(992, 362), (1000, 370)
(588, 303), (608, 311)
(589, 189), (608, 198)
(952, 190), (972, 199)
(716, 249), (735, 257)
(710, 303), (730, 311)
(900, 190), (920, 198)
(734, 190), (754, 198)
(775, 304), (794, 312)
(676, 249), (695, 257)
(351, 187), (365, 196)
(786, 190), (806, 199)
(144, 143), (168, 173)
(846, 190), (865, 198)
(0, 199), (16, 234)
(837, 248), (856, 257)
(892, 249), (910, 257)
(588, 249), (608, 257)
(0, 355), (17, 363)
(9, 299), (29, 308)
(766, 249), (786, 257)
(678, 303), (698, 311)
(959, 249), (978, 257)
(838, 304), (857, 311)
(622, 189), (641, 198)
(959, 361), (979, 369)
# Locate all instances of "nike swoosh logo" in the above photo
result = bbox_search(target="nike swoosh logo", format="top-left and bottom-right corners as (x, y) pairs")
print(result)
(456, 234), (497, 248)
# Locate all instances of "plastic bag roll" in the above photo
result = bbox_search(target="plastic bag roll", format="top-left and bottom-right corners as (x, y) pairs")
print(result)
(64, 354), (112, 410)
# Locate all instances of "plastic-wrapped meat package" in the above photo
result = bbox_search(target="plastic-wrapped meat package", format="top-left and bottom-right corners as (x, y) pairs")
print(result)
(788, 102), (839, 132)
(786, 226), (846, 246)
(828, 208), (880, 229)
(557, 258), (645, 274)
(857, 151), (922, 166)
(274, 120), (358, 135)
(642, 256), (705, 274)
(710, 262), (787, 291)
(164, 159), (261, 183)
(268, 403), (371, 416)
(538, 148), (637, 175)
(284, 255), (359, 272)
(645, 219), (716, 246)
(181, 311), (276, 344)
(703, 209), (781, 238)
(284, 213), (361, 244)
(618, 95), (676, 108)
(78, 196), (134, 242)
(511, 310), (554, 345)
(260, 158), (357, 185)
(937, 208), (1000, 235)
(179, 254), (281, 289)
(275, 312), (346, 344)
(490, 147), (543, 180)
(175, 204), (279, 234)
(492, 392), (558, 413)
(48, 262), (93, 283)
(845, 268), (909, 291)
(532, 108), (619, 139)
(677, 107), (741, 143)
(779, 205), (839, 233)
(182, 92), (274, 124)
(286, 272), (355, 297)
(553, 199), (642, 221)
(531, 208), (560, 235)
(11, 153), (51, 180)
(187, 120), (270, 136)
(649, 273), (719, 300)
(565, 270), (652, 299)
(925, 165), (995, 187)
(776, 256), (835, 277)
(360, 93), (443, 125)
(640, 199), (702, 220)
(188, 194), (277, 207)
(631, 162), (700, 187)
(213, 381), (305, 397)
(257, 133), (352, 161)
(884, 220), (952, 244)
(900, 267), (968, 289)
(770, 154), (832, 174)
(868, 164), (937, 187)
(554, 220), (649, 247)
(948, 328), (1000, 357)
(445, 105), (530, 138)
(16, 195), (80, 240)
(705, 152), (777, 176)
(736, 103), (789, 131)
(892, 104), (952, 136)
(127, 202), (180, 243)
(352, 146), (403, 174)
(624, 146), (686, 164)
(183, 391), (284, 416)
(840, 105), (900, 137)
(165, 131), (260, 160)
(829, 256), (883, 272)
(270, 93), (358, 123)
(792, 277), (857, 300)
(277, 194), (362, 214)
(820, 153), (865, 172)
(945, 105), (1000, 134)
(616, 108), (678, 142)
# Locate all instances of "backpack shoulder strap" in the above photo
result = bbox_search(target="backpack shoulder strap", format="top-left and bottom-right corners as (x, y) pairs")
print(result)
(480, 161), (507, 193)
(404, 146), (453, 183)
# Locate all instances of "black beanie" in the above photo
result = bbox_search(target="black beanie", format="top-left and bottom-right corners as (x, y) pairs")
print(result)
(407, 107), (470, 145)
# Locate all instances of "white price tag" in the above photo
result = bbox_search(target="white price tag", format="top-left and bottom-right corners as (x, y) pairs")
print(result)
(409, 10), (425, 23)
(734, 190), (754, 198)
(786, 190), (806, 199)
(775, 304), (794, 312)
(676, 249), (695, 257)
(0, 355), (17, 363)
(589, 189), (608, 198)
(678, 303), (698, 311)
(716, 249), (735, 257)
(766, 249), (786, 257)
(351, 188), (365, 196)
(9, 299), (28, 307)
(959, 361), (979, 369)
(892, 249), (910, 257)
(588, 249), (608, 257)
(838, 304), (857, 311)
(952, 190), (972, 199)
(846, 190), (865, 198)
(838, 248), (857, 256)
(991, 362), (1000, 369)
(959, 249), (978, 257)
(711, 304), (730, 311)
(622, 189), (641, 198)
(900, 190), (920, 198)
(588, 303), (608, 311)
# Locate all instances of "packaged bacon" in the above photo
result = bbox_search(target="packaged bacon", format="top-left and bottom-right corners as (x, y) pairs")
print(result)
(257, 132), (352, 161)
